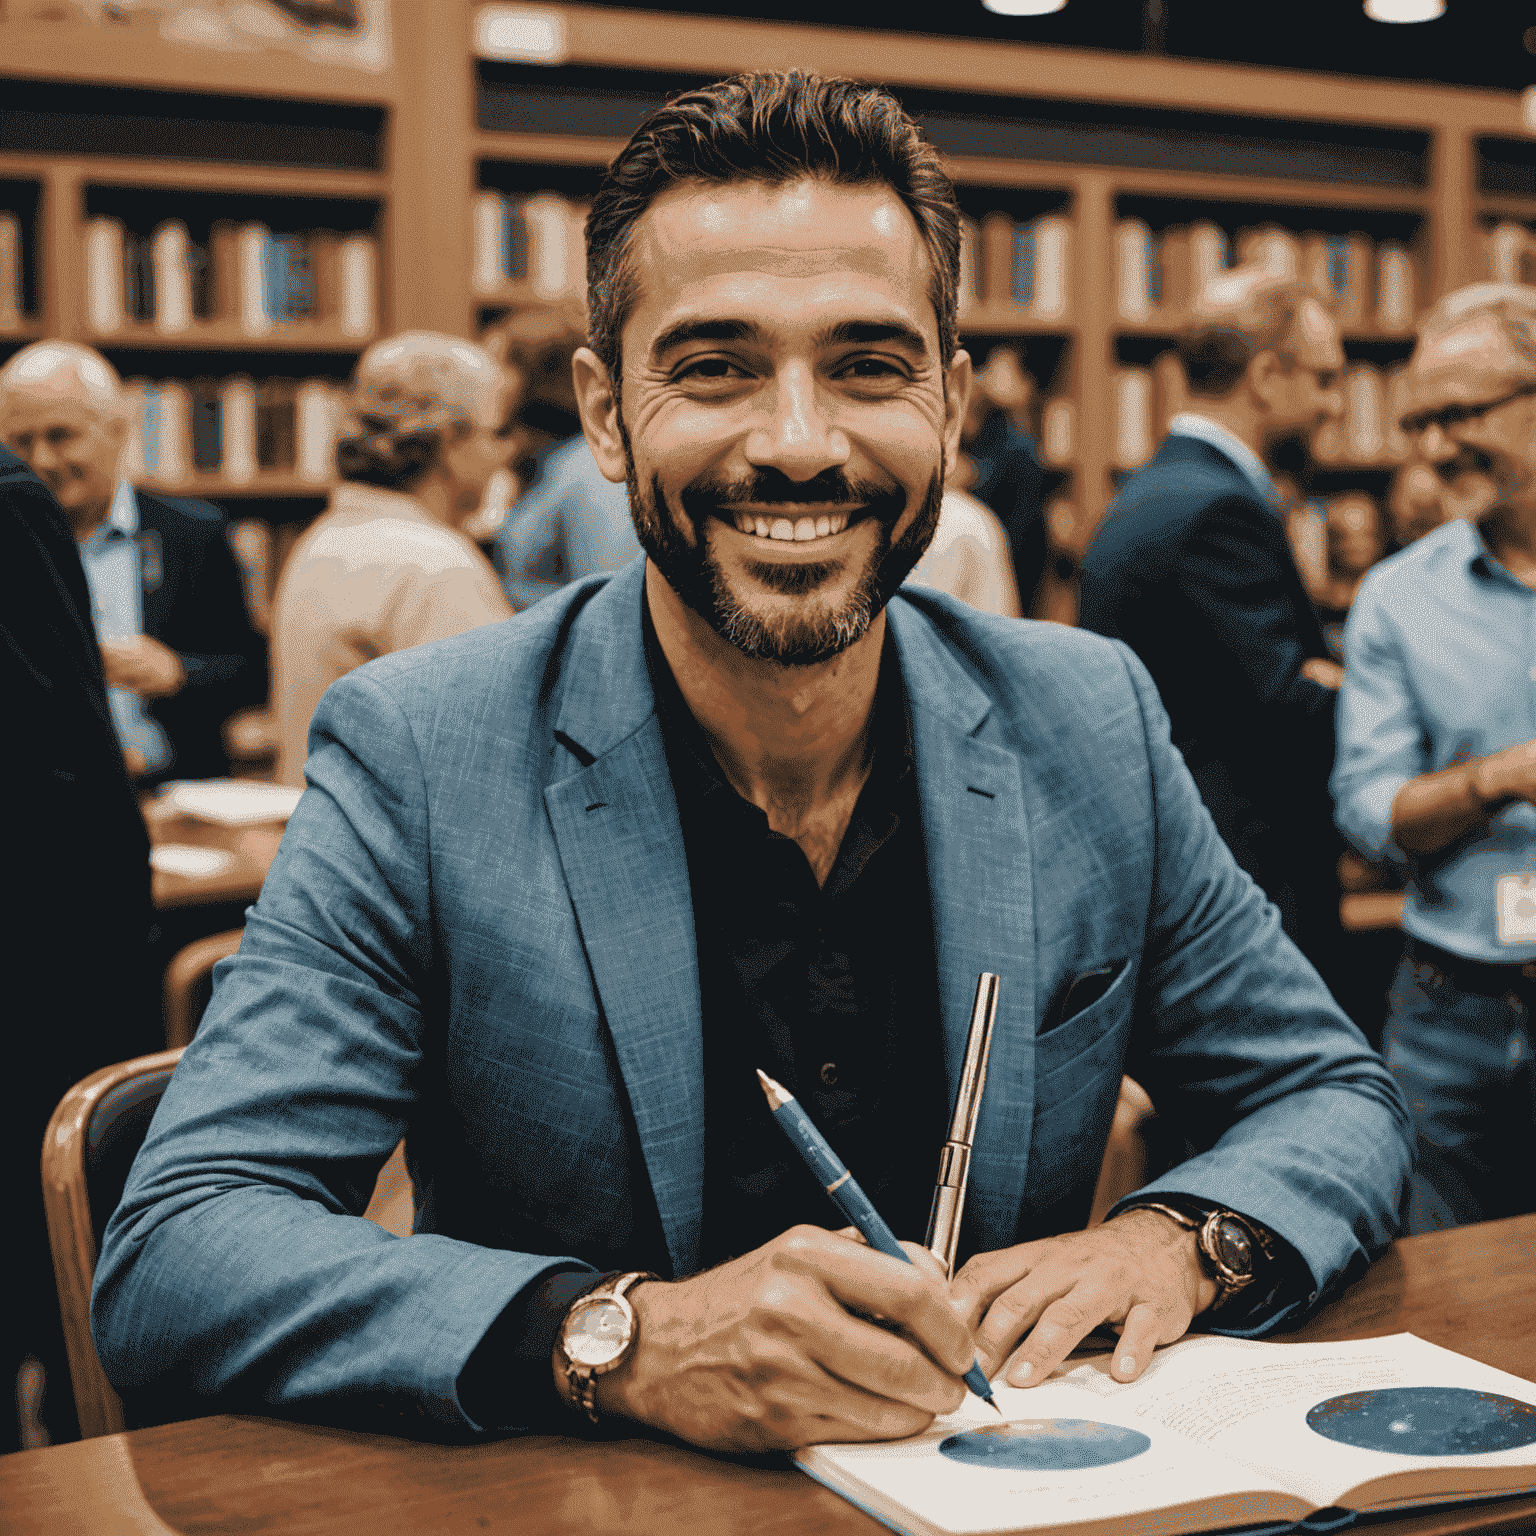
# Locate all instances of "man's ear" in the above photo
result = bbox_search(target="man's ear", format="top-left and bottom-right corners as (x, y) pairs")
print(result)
(944, 348), (973, 470)
(1247, 349), (1286, 412)
(572, 347), (627, 485)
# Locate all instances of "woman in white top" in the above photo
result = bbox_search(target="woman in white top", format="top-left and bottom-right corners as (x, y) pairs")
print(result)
(272, 333), (519, 786)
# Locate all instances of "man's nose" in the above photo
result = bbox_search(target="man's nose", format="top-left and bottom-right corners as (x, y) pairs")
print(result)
(742, 363), (849, 483)
(1418, 423), (1456, 465)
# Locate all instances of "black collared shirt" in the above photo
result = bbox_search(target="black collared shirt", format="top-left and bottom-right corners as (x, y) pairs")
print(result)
(643, 612), (950, 1268)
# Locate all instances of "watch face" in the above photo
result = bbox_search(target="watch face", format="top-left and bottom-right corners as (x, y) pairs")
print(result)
(564, 1298), (632, 1368)
(1213, 1217), (1254, 1276)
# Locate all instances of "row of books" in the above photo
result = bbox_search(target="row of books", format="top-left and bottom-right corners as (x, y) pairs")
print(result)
(1112, 351), (1412, 470)
(1482, 221), (1536, 284)
(472, 191), (588, 301)
(118, 375), (345, 487)
(83, 217), (378, 339)
(956, 213), (1072, 320)
(1115, 221), (1418, 331)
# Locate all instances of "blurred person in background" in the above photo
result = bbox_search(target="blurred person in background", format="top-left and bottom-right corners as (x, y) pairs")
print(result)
(2, 445), (156, 1449)
(904, 485), (1023, 618)
(1315, 492), (1389, 661)
(271, 332), (517, 787)
(0, 341), (268, 784)
(1079, 267), (1351, 1005)
(951, 344), (1047, 615)
(1333, 282), (1536, 1233)
(483, 305), (641, 609)
(1387, 461), (1450, 548)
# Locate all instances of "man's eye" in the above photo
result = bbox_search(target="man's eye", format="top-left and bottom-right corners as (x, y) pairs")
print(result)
(838, 357), (905, 380)
(676, 357), (744, 382)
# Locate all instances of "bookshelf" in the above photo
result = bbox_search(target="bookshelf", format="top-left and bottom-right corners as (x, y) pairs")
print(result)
(1, 0), (1530, 624)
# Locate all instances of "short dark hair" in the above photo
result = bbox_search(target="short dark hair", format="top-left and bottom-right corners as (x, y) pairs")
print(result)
(1177, 269), (1317, 398)
(585, 70), (961, 384)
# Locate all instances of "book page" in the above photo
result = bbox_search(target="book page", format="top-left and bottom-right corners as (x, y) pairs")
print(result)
(1055, 1333), (1536, 1512)
(799, 1379), (1304, 1536)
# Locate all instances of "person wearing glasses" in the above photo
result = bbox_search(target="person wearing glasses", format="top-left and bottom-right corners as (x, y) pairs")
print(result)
(1080, 266), (1351, 1009)
(270, 333), (518, 787)
(1332, 282), (1536, 1234)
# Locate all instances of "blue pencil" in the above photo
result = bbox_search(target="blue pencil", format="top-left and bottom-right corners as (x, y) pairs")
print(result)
(756, 1068), (1000, 1414)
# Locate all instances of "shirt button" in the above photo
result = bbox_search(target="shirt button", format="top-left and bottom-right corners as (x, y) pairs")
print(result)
(820, 1062), (838, 1086)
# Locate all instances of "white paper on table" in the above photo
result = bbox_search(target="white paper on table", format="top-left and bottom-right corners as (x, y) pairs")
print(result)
(158, 780), (304, 826)
(150, 844), (236, 878)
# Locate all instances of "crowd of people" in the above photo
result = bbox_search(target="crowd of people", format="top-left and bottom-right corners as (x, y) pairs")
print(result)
(2, 67), (1530, 1461)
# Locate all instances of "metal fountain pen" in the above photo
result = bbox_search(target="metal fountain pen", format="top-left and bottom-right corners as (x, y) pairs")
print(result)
(755, 1067), (1000, 1414)
(924, 972), (1002, 1280)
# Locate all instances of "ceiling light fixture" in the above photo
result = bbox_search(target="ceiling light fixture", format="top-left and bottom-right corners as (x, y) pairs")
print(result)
(1362, 0), (1445, 21)
(982, 0), (1067, 15)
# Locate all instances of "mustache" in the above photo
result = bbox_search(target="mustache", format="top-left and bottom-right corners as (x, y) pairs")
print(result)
(679, 467), (907, 517)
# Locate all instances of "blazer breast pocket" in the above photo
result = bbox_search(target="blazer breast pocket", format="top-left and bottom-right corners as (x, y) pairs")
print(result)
(1034, 959), (1133, 1083)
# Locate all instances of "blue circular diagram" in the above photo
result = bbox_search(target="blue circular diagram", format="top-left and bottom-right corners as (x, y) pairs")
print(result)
(1306, 1388), (1536, 1457)
(939, 1419), (1152, 1472)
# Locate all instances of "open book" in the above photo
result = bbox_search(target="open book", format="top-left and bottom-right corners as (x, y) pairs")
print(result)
(795, 1333), (1536, 1536)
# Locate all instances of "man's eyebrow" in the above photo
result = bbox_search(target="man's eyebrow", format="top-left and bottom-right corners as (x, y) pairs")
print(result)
(814, 320), (930, 356)
(649, 319), (761, 359)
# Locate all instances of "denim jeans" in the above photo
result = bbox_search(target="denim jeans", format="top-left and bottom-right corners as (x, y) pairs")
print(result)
(1384, 950), (1536, 1234)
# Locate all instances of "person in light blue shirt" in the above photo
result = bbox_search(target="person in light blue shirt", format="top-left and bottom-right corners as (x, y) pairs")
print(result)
(496, 431), (640, 611)
(1332, 281), (1536, 1234)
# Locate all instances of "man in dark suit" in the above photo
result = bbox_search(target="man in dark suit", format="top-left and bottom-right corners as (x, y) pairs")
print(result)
(1079, 266), (1347, 995)
(0, 342), (267, 784)
(0, 444), (157, 1448)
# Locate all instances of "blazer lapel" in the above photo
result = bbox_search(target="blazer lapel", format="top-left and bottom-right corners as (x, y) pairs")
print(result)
(541, 561), (705, 1278)
(889, 597), (1038, 1256)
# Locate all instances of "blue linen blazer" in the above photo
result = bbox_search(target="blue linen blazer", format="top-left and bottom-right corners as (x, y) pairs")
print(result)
(93, 556), (1410, 1433)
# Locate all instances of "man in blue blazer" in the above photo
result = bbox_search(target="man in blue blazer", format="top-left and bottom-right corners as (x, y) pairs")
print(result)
(95, 74), (1409, 1453)
(1079, 269), (1349, 1002)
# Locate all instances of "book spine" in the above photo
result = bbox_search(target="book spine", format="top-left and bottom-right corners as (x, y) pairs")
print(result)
(565, 200), (588, 306)
(296, 378), (339, 485)
(955, 215), (980, 318)
(1045, 496), (1077, 550)
(1188, 219), (1230, 299)
(1115, 218), (1152, 322)
(1158, 228), (1192, 317)
(337, 234), (377, 339)
(85, 216), (127, 334)
(1340, 232), (1372, 327)
(524, 192), (570, 302)
(209, 219), (241, 324)
(190, 376), (222, 474)
(1312, 409), (1345, 465)
(124, 229), (155, 325)
(1385, 364), (1412, 462)
(1485, 221), (1528, 283)
(221, 376), (258, 485)
(0, 210), (22, 329)
(152, 220), (194, 335)
(1031, 215), (1069, 319)
(1344, 363), (1386, 464)
(156, 380), (192, 486)
(1376, 242), (1416, 332)
(257, 379), (297, 471)
(1113, 367), (1154, 469)
(1041, 397), (1075, 466)
(1010, 218), (1036, 309)
(237, 222), (272, 336)
(119, 380), (148, 481)
(472, 192), (505, 294)
(980, 212), (1013, 309)
(1152, 349), (1188, 437)
(307, 229), (340, 332)
(1299, 232), (1331, 298)
(1238, 224), (1300, 279)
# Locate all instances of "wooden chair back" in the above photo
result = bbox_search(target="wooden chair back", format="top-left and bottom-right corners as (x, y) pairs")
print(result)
(42, 1048), (185, 1438)
(162, 927), (243, 1049)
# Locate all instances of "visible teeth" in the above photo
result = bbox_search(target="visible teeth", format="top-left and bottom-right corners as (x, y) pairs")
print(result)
(755, 516), (769, 538)
(816, 516), (831, 537)
(793, 517), (818, 541)
(733, 509), (853, 538)
(770, 518), (795, 540)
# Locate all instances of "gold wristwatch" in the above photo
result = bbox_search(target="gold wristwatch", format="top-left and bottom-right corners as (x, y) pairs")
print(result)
(557, 1270), (658, 1425)
(1130, 1203), (1274, 1311)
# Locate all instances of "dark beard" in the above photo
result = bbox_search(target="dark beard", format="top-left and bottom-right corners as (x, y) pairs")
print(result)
(621, 429), (944, 666)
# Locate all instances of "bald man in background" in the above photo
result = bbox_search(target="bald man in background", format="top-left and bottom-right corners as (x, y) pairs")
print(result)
(271, 332), (517, 786)
(1080, 268), (1350, 1006)
(0, 342), (267, 783)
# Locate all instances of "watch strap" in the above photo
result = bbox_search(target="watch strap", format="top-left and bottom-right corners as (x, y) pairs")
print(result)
(1122, 1201), (1273, 1310)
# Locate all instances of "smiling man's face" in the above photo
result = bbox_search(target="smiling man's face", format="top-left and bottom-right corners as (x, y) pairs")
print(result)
(586, 175), (968, 665)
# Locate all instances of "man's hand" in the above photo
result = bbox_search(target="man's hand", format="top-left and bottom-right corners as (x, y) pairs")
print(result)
(949, 1210), (1216, 1389)
(1475, 737), (1536, 807)
(1300, 657), (1344, 690)
(101, 635), (185, 697)
(575, 1226), (977, 1453)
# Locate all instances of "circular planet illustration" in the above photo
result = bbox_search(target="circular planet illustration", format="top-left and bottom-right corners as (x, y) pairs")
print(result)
(939, 1419), (1152, 1472)
(1306, 1388), (1536, 1456)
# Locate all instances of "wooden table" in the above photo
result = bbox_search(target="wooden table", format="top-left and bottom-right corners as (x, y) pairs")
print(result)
(5, 1215), (1535, 1536)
